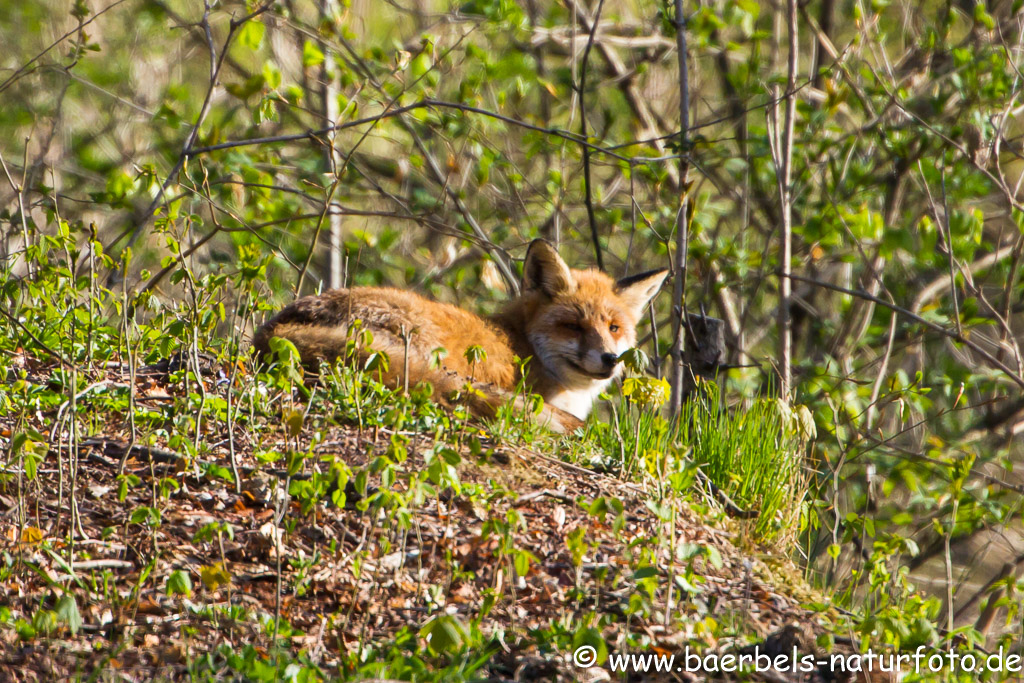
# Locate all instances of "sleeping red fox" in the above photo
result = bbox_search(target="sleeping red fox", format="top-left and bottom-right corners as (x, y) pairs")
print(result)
(253, 240), (668, 432)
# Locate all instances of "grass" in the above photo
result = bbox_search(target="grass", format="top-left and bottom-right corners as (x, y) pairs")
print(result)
(590, 375), (810, 542)
(3, 234), (964, 682)
(680, 385), (810, 541)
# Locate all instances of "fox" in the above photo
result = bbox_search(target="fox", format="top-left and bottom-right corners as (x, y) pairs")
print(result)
(252, 239), (668, 432)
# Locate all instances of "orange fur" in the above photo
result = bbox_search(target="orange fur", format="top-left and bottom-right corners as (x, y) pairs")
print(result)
(253, 240), (668, 432)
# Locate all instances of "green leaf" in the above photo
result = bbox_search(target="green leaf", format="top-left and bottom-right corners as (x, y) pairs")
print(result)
(262, 61), (282, 89)
(130, 506), (160, 526)
(618, 347), (649, 373)
(253, 96), (277, 125)
(70, 0), (89, 20)
(571, 626), (607, 666)
(675, 573), (702, 594)
(420, 615), (466, 655)
(973, 2), (995, 30)
(513, 549), (537, 576)
(225, 74), (266, 100)
(55, 595), (82, 635)
(409, 52), (432, 79)
(166, 570), (193, 597)
(199, 563), (231, 590)
(302, 40), (325, 68)
(238, 20), (265, 51)
(463, 344), (487, 365)
(566, 527), (588, 567)
(13, 432), (46, 481)
(15, 619), (36, 640)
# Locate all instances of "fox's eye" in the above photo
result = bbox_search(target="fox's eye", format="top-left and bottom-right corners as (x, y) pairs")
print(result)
(564, 322), (583, 333)
(609, 324), (619, 333)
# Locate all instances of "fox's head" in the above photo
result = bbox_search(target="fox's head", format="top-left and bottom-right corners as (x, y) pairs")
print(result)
(519, 240), (668, 398)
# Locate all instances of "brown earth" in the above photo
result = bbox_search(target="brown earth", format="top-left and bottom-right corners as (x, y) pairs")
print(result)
(0, 363), (882, 682)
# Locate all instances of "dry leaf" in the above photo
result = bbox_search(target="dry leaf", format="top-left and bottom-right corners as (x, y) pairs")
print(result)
(20, 526), (44, 544)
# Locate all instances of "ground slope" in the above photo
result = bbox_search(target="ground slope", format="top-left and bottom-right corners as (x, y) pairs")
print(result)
(0, 362), (867, 682)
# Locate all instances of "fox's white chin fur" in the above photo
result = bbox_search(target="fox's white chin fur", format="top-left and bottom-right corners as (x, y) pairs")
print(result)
(533, 353), (623, 419)
(544, 378), (615, 419)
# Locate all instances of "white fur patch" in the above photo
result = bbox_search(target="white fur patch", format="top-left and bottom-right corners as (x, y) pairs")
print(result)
(546, 379), (613, 419)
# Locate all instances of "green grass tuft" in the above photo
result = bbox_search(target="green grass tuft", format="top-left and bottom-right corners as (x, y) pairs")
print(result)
(592, 378), (809, 542)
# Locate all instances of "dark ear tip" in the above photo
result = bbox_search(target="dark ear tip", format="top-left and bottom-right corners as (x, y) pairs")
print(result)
(526, 238), (554, 253)
(616, 267), (671, 290)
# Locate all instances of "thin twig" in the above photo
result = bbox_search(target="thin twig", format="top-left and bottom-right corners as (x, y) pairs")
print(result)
(939, 169), (962, 337)
(183, 98), (635, 162)
(776, 0), (798, 399)
(787, 272), (1024, 390)
(0, 147), (33, 277)
(115, 3), (272, 256)
(572, 0), (607, 271)
(668, 0), (691, 418)
(0, 0), (131, 94)
(0, 306), (73, 367)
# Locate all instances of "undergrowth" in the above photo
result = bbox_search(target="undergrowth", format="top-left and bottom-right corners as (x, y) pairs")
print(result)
(590, 374), (811, 542)
(0, 225), (1001, 681)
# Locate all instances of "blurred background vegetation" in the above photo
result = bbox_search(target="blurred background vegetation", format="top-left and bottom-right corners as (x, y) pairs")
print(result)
(2, 0), (1024, 656)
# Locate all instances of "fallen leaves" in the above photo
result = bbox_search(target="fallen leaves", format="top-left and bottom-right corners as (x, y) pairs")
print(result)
(0, 365), (834, 682)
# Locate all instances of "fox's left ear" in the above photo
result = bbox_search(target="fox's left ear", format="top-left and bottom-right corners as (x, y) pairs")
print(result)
(522, 239), (576, 298)
(615, 269), (669, 316)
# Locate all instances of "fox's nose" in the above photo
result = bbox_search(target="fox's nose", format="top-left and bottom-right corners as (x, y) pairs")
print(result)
(600, 352), (619, 369)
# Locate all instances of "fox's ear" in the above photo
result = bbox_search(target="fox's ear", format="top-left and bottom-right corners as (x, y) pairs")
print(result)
(616, 269), (669, 316)
(522, 240), (575, 297)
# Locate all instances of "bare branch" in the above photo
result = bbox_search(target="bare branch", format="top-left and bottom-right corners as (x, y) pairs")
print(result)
(668, 0), (692, 418)
(776, 0), (798, 399)
(569, 0), (607, 272)
(116, 3), (257, 256)
(788, 272), (1024, 391)
(183, 98), (639, 162)
(0, 0), (132, 95)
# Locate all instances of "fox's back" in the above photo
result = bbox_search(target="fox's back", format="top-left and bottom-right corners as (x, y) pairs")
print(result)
(252, 287), (519, 388)
(253, 241), (667, 428)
